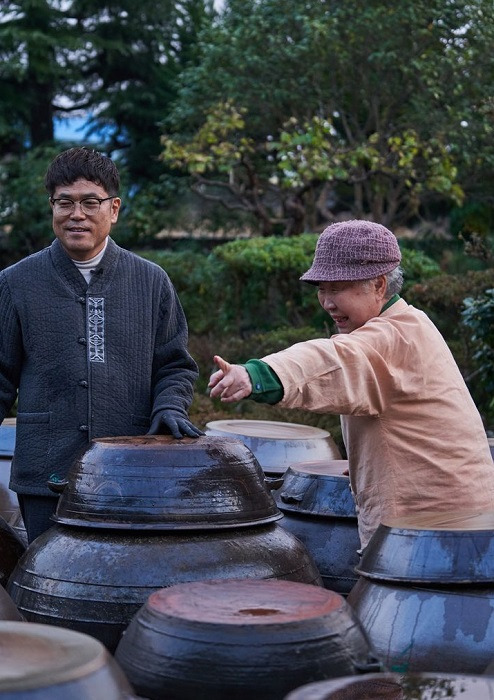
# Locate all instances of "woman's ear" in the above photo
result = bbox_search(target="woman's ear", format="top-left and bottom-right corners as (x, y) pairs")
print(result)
(375, 275), (387, 298)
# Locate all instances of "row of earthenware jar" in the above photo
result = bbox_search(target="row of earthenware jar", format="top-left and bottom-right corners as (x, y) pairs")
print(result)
(6, 435), (323, 654)
(348, 510), (494, 675)
(3, 419), (494, 698)
(1, 428), (379, 699)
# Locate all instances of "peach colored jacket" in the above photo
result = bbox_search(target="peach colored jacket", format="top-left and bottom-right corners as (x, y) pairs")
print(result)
(263, 299), (494, 549)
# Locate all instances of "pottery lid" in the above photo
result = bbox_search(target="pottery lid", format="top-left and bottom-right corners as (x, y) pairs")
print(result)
(275, 460), (357, 518)
(284, 672), (494, 700)
(53, 435), (282, 531)
(146, 578), (346, 625)
(0, 622), (121, 691)
(356, 510), (494, 583)
(0, 421), (16, 457)
(205, 420), (342, 475)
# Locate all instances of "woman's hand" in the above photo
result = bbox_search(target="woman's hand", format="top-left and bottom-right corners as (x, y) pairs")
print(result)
(208, 355), (253, 403)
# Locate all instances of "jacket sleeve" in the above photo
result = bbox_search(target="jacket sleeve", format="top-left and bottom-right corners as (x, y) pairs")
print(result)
(244, 359), (284, 404)
(262, 332), (393, 416)
(150, 276), (199, 418)
(0, 274), (21, 420)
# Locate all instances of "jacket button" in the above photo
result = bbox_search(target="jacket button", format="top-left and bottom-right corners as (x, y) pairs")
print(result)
(79, 425), (89, 432)
(78, 296), (85, 303)
(78, 337), (87, 344)
(78, 380), (88, 388)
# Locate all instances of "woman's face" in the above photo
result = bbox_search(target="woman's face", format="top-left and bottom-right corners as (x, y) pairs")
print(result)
(317, 277), (387, 333)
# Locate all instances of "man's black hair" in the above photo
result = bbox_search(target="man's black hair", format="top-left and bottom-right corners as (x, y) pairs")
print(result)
(44, 147), (120, 196)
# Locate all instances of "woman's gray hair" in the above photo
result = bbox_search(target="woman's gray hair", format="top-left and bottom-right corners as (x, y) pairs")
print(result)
(385, 266), (404, 297)
(361, 266), (404, 298)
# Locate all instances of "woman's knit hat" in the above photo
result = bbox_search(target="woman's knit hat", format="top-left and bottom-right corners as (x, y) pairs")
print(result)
(300, 220), (401, 284)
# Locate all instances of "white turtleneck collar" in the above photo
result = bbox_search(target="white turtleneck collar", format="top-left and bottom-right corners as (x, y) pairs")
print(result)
(71, 238), (108, 283)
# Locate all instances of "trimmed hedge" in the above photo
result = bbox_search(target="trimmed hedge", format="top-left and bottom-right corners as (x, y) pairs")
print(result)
(138, 235), (441, 336)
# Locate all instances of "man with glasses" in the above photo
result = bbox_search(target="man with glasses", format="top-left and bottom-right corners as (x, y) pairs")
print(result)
(0, 147), (202, 542)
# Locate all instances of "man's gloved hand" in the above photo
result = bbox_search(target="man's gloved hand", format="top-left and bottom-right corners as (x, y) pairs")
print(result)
(147, 410), (205, 439)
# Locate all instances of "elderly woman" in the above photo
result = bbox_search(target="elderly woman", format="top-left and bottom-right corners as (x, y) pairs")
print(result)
(209, 220), (494, 550)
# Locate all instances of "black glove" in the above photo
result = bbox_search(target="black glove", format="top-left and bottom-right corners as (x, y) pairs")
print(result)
(147, 410), (205, 439)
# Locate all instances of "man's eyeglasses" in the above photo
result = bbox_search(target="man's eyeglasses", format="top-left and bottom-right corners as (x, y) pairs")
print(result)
(50, 196), (115, 215)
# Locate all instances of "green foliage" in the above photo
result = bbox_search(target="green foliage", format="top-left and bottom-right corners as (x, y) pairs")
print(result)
(271, 122), (464, 220)
(0, 1), (216, 180)
(209, 234), (325, 331)
(400, 248), (442, 292)
(164, 0), (494, 232)
(139, 233), (441, 337)
(212, 325), (329, 364)
(137, 248), (224, 334)
(162, 100), (254, 175)
(0, 144), (61, 265)
(116, 177), (192, 248)
(462, 289), (494, 428)
(407, 269), (494, 331)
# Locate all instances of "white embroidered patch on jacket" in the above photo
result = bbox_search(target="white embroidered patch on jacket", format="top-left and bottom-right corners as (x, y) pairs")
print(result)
(88, 297), (105, 362)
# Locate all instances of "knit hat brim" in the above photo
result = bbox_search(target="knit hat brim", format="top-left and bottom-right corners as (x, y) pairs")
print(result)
(300, 220), (401, 284)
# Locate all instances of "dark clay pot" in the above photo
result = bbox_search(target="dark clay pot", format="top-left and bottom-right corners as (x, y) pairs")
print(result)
(275, 461), (360, 594)
(357, 512), (494, 583)
(115, 578), (380, 700)
(0, 516), (26, 588)
(0, 621), (136, 699)
(0, 586), (22, 622)
(7, 523), (322, 653)
(0, 420), (27, 545)
(348, 577), (494, 674)
(348, 511), (494, 674)
(205, 420), (342, 476)
(283, 671), (494, 699)
(52, 435), (281, 530)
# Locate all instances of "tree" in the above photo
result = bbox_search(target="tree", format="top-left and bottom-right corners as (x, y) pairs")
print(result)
(0, 1), (215, 175)
(0, 1), (79, 152)
(0, 1), (216, 259)
(161, 0), (494, 234)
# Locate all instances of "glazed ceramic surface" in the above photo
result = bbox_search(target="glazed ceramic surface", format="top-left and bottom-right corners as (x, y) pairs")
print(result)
(275, 461), (359, 595)
(357, 511), (494, 583)
(7, 522), (322, 653)
(53, 435), (281, 530)
(348, 574), (494, 673)
(205, 420), (342, 475)
(115, 578), (380, 700)
(284, 671), (494, 699)
(0, 621), (136, 699)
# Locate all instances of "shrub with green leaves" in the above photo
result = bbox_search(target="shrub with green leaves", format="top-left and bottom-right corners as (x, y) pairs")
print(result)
(461, 289), (494, 428)
(139, 234), (442, 336)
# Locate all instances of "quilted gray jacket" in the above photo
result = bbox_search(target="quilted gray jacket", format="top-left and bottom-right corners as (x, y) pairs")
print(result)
(0, 237), (198, 494)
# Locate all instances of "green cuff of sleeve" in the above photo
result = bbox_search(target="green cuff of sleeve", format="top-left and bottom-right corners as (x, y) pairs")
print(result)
(243, 359), (284, 404)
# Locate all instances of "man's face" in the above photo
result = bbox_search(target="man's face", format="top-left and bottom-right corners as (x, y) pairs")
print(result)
(50, 178), (121, 261)
(317, 278), (387, 333)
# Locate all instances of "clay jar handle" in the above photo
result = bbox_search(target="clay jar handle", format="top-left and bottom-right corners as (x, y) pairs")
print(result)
(46, 475), (68, 493)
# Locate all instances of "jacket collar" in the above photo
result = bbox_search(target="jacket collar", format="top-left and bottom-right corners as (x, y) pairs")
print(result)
(50, 237), (120, 293)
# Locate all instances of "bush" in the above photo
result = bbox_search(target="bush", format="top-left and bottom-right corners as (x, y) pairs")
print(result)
(140, 234), (442, 337)
(461, 288), (494, 429)
(138, 248), (224, 334)
(140, 236), (493, 430)
(406, 269), (494, 340)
